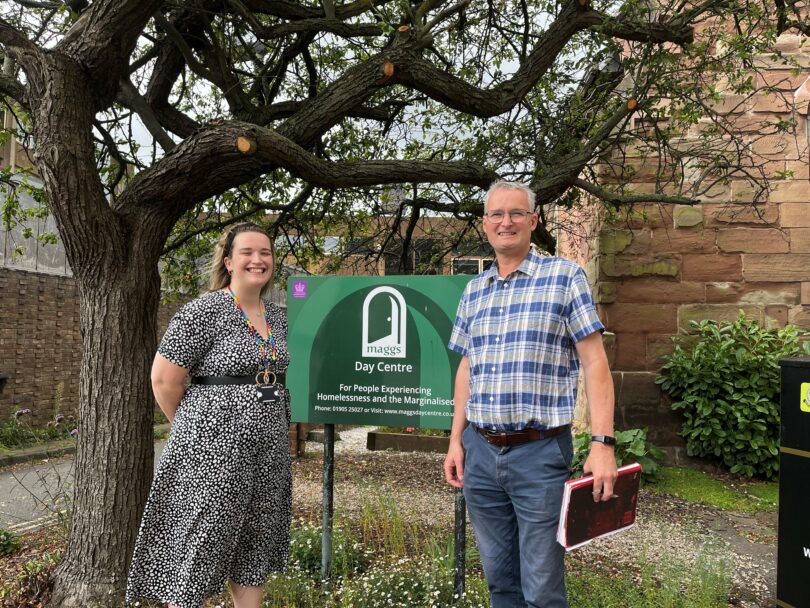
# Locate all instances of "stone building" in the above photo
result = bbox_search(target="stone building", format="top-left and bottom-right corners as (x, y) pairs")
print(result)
(557, 32), (810, 461)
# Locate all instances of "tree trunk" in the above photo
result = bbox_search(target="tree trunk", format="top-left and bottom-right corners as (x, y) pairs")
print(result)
(50, 267), (161, 607)
(18, 49), (165, 606)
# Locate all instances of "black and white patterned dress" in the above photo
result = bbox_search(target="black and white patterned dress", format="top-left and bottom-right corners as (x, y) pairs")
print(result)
(126, 290), (291, 608)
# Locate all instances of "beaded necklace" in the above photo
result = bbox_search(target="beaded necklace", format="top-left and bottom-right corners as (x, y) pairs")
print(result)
(227, 286), (278, 368)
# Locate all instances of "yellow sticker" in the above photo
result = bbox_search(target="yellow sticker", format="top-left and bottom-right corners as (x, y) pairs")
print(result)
(802, 383), (810, 413)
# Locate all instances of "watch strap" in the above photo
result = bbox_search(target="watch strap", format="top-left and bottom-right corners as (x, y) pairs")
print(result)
(591, 434), (616, 446)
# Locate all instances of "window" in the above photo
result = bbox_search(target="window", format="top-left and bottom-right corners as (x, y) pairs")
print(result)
(0, 177), (71, 277)
(383, 238), (442, 275)
(451, 258), (493, 275)
(344, 237), (377, 255)
(322, 236), (340, 253)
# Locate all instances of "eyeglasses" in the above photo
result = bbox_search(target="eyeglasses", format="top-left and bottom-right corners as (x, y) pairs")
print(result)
(484, 210), (534, 223)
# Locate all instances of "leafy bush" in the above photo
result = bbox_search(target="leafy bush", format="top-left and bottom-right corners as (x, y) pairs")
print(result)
(571, 428), (664, 483)
(656, 313), (809, 479)
(0, 551), (60, 607)
(0, 528), (20, 556)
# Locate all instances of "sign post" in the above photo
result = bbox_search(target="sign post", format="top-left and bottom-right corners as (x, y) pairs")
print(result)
(777, 357), (810, 608)
(288, 276), (472, 598)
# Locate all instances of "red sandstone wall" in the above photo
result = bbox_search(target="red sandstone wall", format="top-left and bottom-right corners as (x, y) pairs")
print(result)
(558, 33), (810, 459)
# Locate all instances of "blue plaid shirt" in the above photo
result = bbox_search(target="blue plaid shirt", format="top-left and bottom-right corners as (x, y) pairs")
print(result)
(448, 248), (604, 431)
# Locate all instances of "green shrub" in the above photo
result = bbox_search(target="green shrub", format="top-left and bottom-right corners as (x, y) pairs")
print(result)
(0, 551), (60, 607)
(0, 528), (20, 556)
(656, 313), (810, 479)
(570, 428), (664, 483)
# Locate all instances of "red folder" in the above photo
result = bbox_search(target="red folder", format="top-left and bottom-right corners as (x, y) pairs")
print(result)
(556, 462), (642, 551)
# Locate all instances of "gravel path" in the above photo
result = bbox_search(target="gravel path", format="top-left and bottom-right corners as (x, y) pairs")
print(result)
(294, 427), (777, 608)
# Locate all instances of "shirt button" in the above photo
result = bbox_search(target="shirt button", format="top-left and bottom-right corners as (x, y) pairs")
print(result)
(495, 337), (500, 342)
(490, 397), (495, 401)
(491, 366), (496, 372)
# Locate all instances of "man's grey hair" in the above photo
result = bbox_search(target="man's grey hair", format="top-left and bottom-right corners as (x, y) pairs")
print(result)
(484, 181), (537, 212)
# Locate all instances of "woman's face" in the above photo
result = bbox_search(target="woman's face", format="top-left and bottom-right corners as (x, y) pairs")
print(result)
(224, 231), (274, 290)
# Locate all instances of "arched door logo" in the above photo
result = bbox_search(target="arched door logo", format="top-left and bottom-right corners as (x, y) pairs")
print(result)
(362, 287), (407, 358)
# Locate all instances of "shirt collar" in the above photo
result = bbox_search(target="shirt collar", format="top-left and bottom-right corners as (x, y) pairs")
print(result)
(485, 247), (542, 283)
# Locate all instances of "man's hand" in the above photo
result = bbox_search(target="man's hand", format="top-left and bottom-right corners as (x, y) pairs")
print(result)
(583, 442), (617, 502)
(444, 441), (465, 488)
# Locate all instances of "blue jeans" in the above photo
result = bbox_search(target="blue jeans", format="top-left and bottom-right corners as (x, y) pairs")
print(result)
(462, 424), (572, 608)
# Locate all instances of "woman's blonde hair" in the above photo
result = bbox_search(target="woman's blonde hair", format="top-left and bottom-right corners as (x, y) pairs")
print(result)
(209, 223), (275, 297)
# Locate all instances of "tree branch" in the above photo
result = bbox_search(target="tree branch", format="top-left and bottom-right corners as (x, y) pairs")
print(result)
(774, 0), (810, 35)
(161, 186), (302, 255)
(119, 121), (498, 219)
(425, 0), (472, 33)
(152, 12), (219, 84)
(275, 47), (401, 145)
(580, 11), (694, 46)
(240, 0), (397, 20)
(259, 18), (382, 38)
(10, 0), (61, 9)
(0, 17), (39, 55)
(58, 0), (165, 106)
(394, 0), (589, 117)
(144, 31), (202, 138)
(0, 73), (27, 106)
(393, 3), (693, 117)
(93, 117), (127, 194)
(117, 78), (177, 152)
(573, 178), (699, 206)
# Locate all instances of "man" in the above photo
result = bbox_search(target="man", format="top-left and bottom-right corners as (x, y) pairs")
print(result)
(444, 181), (617, 608)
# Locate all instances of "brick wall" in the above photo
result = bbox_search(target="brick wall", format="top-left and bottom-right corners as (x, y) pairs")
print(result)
(0, 267), (181, 425)
(558, 35), (810, 462)
(0, 267), (307, 457)
(0, 268), (81, 424)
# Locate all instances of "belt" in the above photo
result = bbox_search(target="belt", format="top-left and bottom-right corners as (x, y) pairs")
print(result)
(191, 373), (286, 385)
(474, 424), (568, 447)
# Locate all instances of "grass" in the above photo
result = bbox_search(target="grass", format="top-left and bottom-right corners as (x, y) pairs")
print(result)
(0, 409), (171, 451)
(568, 559), (730, 608)
(646, 466), (778, 512)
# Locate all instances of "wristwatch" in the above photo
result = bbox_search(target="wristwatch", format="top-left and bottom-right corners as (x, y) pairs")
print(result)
(590, 435), (616, 446)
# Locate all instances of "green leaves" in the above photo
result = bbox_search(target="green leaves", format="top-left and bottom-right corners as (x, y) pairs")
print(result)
(571, 428), (665, 483)
(656, 312), (808, 480)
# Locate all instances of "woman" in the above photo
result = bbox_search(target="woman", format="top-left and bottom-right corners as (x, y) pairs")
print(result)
(126, 223), (291, 608)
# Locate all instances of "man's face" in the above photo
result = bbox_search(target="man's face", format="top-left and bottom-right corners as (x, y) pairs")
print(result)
(482, 188), (538, 256)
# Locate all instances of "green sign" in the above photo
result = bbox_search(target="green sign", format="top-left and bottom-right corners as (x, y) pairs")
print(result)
(286, 276), (472, 429)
